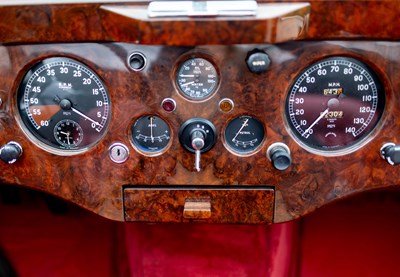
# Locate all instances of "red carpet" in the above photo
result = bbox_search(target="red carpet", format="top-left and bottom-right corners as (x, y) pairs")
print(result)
(1, 188), (400, 276)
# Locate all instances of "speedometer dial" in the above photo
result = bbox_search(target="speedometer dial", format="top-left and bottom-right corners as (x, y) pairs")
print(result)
(17, 57), (111, 155)
(285, 56), (385, 154)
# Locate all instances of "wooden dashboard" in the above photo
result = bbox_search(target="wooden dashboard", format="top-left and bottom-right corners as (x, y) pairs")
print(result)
(0, 0), (399, 223)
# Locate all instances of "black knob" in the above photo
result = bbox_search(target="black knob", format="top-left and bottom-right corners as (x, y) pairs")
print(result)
(245, 49), (271, 74)
(267, 143), (291, 171)
(179, 118), (217, 153)
(380, 143), (400, 165)
(179, 118), (217, 172)
(0, 141), (22, 164)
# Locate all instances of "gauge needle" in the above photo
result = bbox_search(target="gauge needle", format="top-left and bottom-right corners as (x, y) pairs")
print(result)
(150, 117), (154, 143)
(60, 131), (71, 145)
(232, 118), (249, 142)
(180, 81), (195, 87)
(180, 75), (195, 78)
(71, 107), (103, 128)
(303, 108), (330, 137)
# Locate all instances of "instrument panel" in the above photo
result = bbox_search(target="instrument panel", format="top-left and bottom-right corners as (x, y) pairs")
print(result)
(0, 41), (398, 223)
(13, 46), (387, 159)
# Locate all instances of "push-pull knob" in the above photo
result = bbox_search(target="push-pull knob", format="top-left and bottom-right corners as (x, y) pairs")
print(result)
(267, 143), (291, 171)
(179, 118), (217, 172)
(0, 141), (22, 164)
(380, 143), (400, 165)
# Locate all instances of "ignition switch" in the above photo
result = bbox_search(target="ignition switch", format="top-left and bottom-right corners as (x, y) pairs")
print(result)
(179, 118), (217, 172)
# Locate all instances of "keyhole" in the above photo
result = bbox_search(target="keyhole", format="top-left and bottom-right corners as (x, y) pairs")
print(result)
(109, 144), (129, 164)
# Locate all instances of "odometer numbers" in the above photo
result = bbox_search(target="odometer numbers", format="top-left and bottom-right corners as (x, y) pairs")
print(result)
(285, 56), (385, 154)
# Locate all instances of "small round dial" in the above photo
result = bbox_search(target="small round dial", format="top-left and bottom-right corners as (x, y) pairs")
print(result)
(54, 119), (83, 149)
(224, 115), (265, 155)
(131, 115), (171, 154)
(176, 57), (218, 100)
(285, 56), (385, 154)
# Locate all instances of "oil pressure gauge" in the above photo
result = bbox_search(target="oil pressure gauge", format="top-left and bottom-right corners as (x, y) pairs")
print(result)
(131, 115), (171, 155)
(224, 115), (265, 155)
(176, 57), (219, 100)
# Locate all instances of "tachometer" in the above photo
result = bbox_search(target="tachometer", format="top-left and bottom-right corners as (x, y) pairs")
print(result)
(285, 56), (385, 154)
(17, 57), (111, 155)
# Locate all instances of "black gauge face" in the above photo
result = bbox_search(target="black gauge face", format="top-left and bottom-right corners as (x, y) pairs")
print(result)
(54, 119), (83, 148)
(17, 57), (111, 154)
(176, 57), (218, 100)
(132, 115), (171, 154)
(285, 56), (385, 153)
(224, 115), (265, 154)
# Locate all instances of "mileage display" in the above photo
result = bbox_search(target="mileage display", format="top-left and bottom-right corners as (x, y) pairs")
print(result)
(285, 56), (385, 154)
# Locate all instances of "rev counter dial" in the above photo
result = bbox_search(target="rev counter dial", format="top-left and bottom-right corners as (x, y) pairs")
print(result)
(176, 57), (219, 100)
(285, 56), (385, 154)
(17, 57), (111, 155)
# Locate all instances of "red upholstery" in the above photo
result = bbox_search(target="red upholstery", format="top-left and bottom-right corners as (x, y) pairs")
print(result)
(0, 189), (399, 276)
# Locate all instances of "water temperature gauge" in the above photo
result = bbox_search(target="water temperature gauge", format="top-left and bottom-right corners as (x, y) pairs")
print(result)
(176, 57), (219, 100)
(131, 115), (171, 155)
(224, 115), (265, 155)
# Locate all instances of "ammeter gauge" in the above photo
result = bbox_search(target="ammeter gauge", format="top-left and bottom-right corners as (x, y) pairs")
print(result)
(131, 115), (171, 155)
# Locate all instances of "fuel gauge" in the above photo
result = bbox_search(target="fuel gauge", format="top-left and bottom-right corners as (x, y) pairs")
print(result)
(131, 115), (171, 155)
(224, 115), (265, 155)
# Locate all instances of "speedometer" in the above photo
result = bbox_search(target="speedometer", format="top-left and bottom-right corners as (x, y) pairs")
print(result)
(285, 56), (385, 154)
(17, 57), (111, 155)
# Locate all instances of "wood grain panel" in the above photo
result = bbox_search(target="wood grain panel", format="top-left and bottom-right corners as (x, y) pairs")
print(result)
(0, 41), (398, 223)
(0, 1), (399, 45)
(123, 186), (274, 223)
